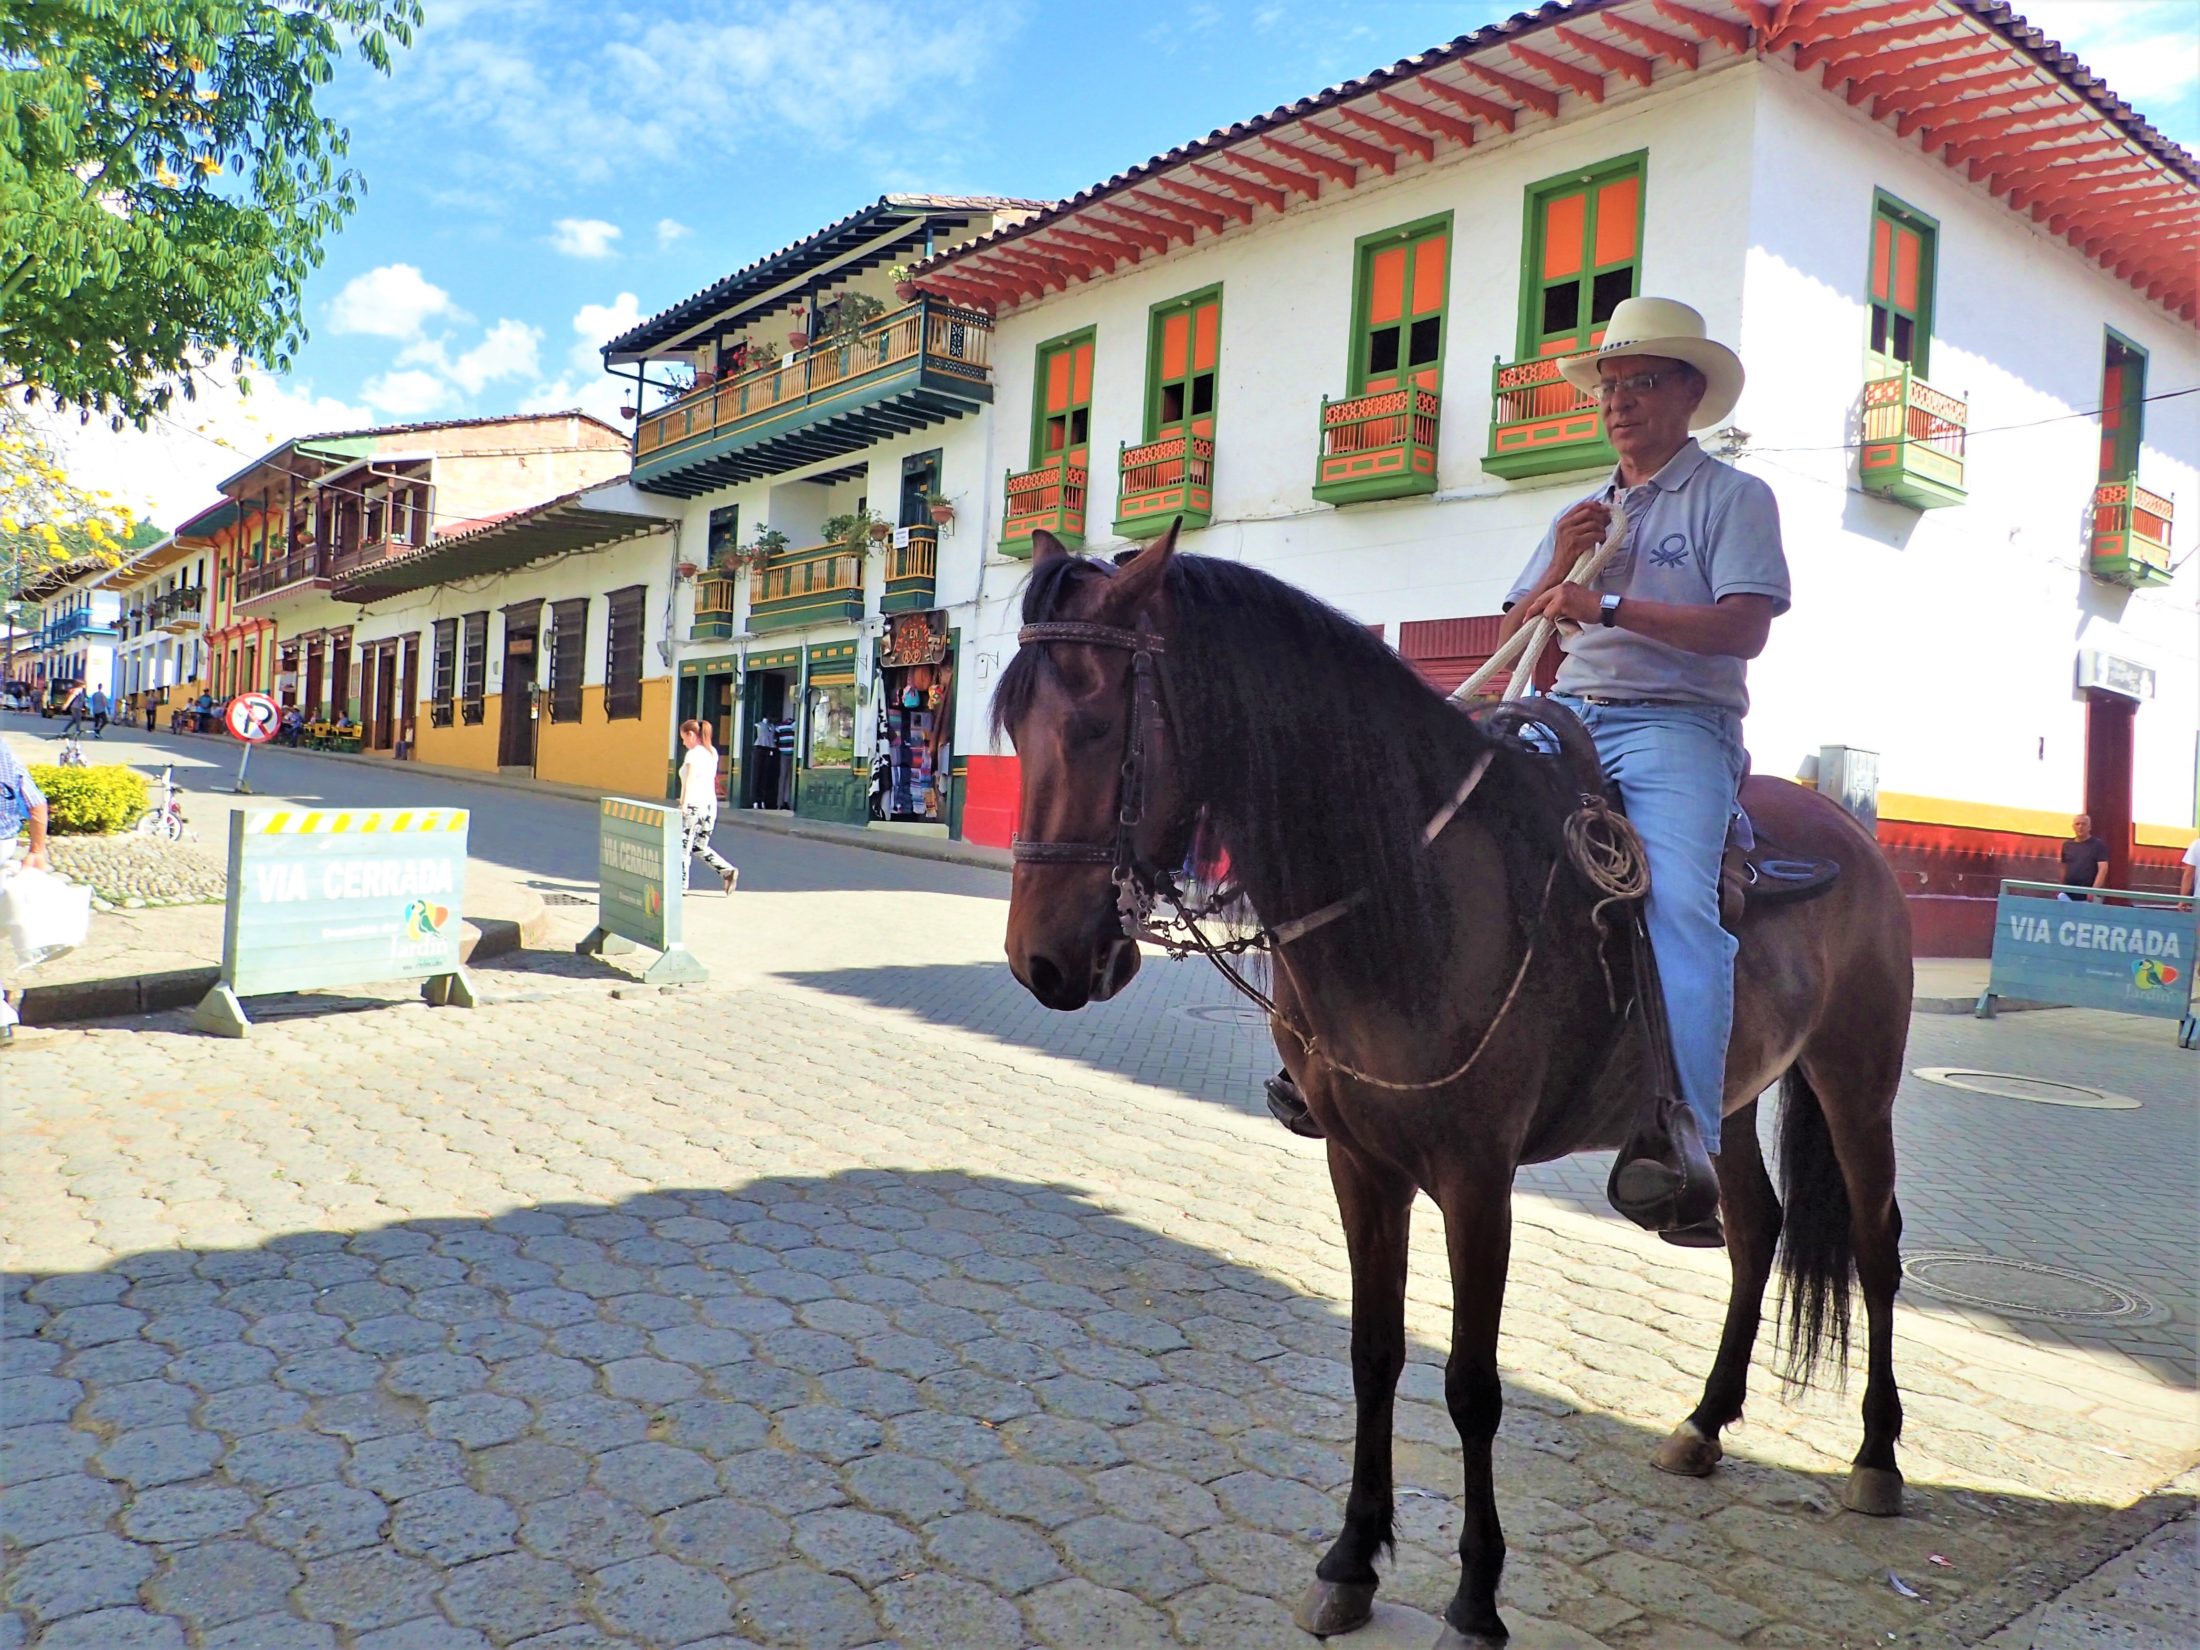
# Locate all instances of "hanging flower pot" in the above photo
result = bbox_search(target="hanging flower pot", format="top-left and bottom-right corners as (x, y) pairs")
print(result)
(867, 518), (894, 543)
(787, 328), (809, 349)
(675, 561), (700, 579)
(928, 503), (954, 526)
(894, 281), (920, 303)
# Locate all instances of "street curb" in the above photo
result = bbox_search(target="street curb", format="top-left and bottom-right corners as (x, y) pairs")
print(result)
(1908, 1469), (2198, 1646)
(1912, 994), (2052, 1016)
(5, 887), (548, 1028)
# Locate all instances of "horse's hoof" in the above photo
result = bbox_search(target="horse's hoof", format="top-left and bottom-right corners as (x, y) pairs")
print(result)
(1841, 1465), (1905, 1517)
(1293, 1579), (1378, 1637)
(1433, 1618), (1509, 1649)
(1652, 1420), (1723, 1478)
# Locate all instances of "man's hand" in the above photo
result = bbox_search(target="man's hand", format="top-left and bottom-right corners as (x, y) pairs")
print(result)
(1521, 582), (1602, 628)
(1550, 499), (1611, 571)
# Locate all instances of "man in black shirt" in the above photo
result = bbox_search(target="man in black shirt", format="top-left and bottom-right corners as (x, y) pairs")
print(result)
(2059, 813), (2110, 897)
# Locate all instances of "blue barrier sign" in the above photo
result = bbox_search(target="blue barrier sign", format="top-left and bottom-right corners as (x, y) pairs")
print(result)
(194, 806), (476, 1036)
(577, 797), (707, 984)
(1980, 880), (2196, 1026)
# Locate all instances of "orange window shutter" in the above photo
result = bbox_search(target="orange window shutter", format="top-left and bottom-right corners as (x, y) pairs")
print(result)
(1411, 233), (1448, 315)
(1071, 342), (1094, 406)
(1593, 177), (1638, 266)
(1870, 217), (1892, 302)
(1368, 245), (1407, 325)
(1044, 350), (1071, 414)
(1160, 312), (1189, 380)
(1892, 226), (1920, 313)
(1192, 302), (1219, 372)
(1542, 192), (1586, 279)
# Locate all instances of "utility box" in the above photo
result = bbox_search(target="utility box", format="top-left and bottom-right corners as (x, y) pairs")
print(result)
(1819, 745), (1880, 834)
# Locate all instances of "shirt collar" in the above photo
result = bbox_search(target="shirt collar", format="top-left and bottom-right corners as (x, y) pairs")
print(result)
(1604, 438), (1708, 499)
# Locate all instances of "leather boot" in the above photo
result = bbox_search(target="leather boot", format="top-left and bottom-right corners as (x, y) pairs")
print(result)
(1607, 1108), (1722, 1243)
(1263, 1069), (1325, 1139)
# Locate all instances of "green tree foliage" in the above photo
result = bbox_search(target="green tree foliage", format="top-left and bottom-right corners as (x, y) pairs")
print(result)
(0, 0), (421, 424)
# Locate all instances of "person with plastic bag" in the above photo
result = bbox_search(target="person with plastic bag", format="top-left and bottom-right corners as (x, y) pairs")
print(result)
(0, 740), (53, 1043)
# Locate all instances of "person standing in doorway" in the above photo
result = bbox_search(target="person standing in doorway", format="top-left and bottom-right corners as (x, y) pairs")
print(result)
(677, 720), (738, 894)
(2059, 813), (2110, 899)
(775, 709), (798, 809)
(751, 713), (777, 810)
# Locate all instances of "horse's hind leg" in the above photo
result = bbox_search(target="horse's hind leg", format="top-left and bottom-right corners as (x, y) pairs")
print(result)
(1434, 1169), (1514, 1650)
(1811, 1055), (1905, 1517)
(1294, 1140), (1414, 1638)
(1656, 1097), (1780, 1477)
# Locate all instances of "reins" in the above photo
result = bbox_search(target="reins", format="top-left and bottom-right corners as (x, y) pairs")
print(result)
(1009, 604), (1648, 1096)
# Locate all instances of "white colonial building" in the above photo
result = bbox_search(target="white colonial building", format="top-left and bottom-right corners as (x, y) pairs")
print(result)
(912, 0), (2197, 919)
(107, 526), (211, 721)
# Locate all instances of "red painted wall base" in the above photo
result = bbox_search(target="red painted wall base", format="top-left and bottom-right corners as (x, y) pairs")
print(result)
(962, 754), (1021, 851)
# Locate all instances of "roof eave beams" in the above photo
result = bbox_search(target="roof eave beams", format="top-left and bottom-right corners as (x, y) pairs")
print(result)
(1507, 42), (1604, 103)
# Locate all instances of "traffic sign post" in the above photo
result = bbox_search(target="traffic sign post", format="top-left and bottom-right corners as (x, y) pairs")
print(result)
(577, 797), (708, 984)
(224, 692), (279, 793)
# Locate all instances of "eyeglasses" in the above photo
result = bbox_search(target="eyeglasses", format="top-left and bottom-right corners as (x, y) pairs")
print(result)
(1595, 370), (1680, 402)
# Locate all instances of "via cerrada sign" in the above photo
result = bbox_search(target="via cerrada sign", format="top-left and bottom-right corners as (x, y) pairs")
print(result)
(1981, 880), (2197, 1025)
(577, 797), (709, 984)
(194, 807), (477, 1036)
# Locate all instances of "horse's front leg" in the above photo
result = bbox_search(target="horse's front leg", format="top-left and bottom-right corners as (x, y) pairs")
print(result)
(1293, 1137), (1414, 1638)
(1435, 1169), (1514, 1649)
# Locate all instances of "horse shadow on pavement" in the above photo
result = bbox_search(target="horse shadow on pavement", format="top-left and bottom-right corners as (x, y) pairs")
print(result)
(4, 1170), (2173, 1650)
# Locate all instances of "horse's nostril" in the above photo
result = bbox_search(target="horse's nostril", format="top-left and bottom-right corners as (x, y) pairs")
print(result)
(1025, 953), (1066, 1002)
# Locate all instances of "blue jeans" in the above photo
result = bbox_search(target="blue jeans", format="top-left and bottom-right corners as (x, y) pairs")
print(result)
(1550, 694), (1746, 1151)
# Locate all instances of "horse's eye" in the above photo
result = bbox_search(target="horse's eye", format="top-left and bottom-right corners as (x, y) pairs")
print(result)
(1066, 712), (1113, 746)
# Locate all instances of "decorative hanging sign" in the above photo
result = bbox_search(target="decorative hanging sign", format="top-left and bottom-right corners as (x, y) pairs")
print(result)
(880, 611), (948, 668)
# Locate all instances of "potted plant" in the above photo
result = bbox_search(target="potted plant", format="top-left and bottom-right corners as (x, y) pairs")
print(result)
(787, 325), (809, 350)
(924, 490), (954, 527)
(889, 263), (919, 303)
(822, 510), (887, 557)
(734, 526), (788, 571)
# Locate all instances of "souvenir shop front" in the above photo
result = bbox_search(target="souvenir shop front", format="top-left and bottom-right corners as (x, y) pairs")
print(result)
(795, 639), (865, 826)
(874, 611), (955, 827)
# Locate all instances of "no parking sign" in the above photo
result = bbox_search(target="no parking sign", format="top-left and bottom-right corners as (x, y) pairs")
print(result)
(224, 691), (280, 792)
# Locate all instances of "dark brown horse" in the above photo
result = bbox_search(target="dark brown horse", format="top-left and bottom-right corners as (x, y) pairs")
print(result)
(994, 526), (1912, 1649)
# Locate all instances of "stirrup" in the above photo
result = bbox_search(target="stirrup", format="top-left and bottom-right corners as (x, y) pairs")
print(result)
(1607, 1109), (1719, 1233)
(1264, 1070), (1326, 1140)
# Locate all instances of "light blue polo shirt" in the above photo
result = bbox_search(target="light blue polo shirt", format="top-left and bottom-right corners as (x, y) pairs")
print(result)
(1505, 440), (1789, 715)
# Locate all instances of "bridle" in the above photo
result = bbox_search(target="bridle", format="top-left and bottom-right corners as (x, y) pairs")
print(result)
(1006, 611), (1650, 1097)
(1008, 620), (1179, 944)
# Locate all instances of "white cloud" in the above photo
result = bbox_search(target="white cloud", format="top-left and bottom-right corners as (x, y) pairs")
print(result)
(359, 368), (452, 417)
(327, 263), (464, 339)
(520, 372), (630, 428)
(656, 217), (691, 249)
(397, 318), (544, 395)
(30, 369), (373, 531)
(2020, 0), (2199, 140)
(551, 217), (623, 259)
(569, 292), (645, 373)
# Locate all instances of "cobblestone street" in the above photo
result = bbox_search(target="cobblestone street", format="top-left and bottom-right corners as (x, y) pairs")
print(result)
(3, 780), (2195, 1647)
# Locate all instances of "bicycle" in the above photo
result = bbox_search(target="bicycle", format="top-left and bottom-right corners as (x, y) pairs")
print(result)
(134, 765), (188, 841)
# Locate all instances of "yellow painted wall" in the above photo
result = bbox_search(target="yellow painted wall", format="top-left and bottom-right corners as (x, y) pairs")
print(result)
(412, 695), (503, 774)
(1881, 790), (2193, 847)
(535, 679), (674, 798)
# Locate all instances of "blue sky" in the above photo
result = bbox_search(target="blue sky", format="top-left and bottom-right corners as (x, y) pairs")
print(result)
(51, 0), (2200, 527)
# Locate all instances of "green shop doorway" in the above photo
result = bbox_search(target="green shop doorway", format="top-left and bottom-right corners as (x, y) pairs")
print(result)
(742, 648), (800, 811)
(676, 657), (739, 803)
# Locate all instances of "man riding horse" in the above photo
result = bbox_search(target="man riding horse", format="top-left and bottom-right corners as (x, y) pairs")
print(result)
(1268, 296), (1787, 1248)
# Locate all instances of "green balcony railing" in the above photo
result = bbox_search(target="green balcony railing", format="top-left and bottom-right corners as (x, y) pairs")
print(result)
(690, 573), (738, 640)
(2089, 477), (2173, 588)
(1114, 432), (1214, 539)
(749, 544), (864, 633)
(881, 526), (938, 615)
(1000, 457), (1087, 558)
(1313, 387), (1439, 505)
(1859, 367), (1966, 509)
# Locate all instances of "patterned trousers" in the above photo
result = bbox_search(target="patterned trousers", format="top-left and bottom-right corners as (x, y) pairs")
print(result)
(681, 806), (735, 877)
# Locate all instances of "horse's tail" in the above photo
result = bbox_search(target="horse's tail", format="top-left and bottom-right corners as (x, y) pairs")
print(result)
(1774, 1065), (1853, 1389)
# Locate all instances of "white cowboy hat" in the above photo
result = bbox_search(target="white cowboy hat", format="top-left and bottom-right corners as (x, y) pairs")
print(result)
(1557, 296), (1744, 430)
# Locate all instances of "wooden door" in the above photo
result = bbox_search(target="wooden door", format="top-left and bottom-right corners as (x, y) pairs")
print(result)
(498, 625), (537, 768)
(1357, 223), (1449, 393)
(2082, 693), (2136, 891)
(2098, 335), (2146, 481)
(399, 635), (420, 751)
(1149, 295), (1220, 439)
(372, 649), (398, 749)
(303, 642), (324, 718)
(1034, 334), (1094, 469)
(329, 641), (350, 720)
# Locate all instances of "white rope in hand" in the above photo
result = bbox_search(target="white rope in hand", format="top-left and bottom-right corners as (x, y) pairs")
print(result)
(1450, 503), (1631, 703)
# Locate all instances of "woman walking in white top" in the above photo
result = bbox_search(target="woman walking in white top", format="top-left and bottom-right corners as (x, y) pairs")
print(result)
(677, 720), (738, 894)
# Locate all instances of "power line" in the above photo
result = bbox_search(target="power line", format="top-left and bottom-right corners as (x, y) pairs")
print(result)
(1735, 385), (2198, 456)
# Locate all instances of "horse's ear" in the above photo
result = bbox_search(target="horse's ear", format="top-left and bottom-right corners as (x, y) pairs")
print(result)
(1031, 529), (1070, 566)
(1101, 518), (1179, 617)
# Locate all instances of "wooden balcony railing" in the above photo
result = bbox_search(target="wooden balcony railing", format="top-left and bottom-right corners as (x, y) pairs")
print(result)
(1313, 387), (1440, 505)
(750, 544), (865, 632)
(1001, 458), (1088, 557)
(325, 532), (421, 578)
(236, 551), (323, 602)
(1484, 355), (1612, 479)
(2089, 477), (2174, 588)
(1860, 368), (1967, 509)
(634, 298), (995, 465)
(882, 525), (939, 615)
(691, 573), (738, 640)
(1115, 432), (1215, 539)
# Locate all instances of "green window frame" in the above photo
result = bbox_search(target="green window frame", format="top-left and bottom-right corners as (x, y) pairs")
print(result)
(1348, 212), (1453, 396)
(1028, 327), (1097, 467)
(2098, 328), (2147, 481)
(1143, 287), (1222, 439)
(1866, 190), (1938, 375)
(1518, 151), (1647, 360)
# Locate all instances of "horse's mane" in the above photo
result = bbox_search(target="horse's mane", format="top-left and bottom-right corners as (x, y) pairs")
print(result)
(995, 552), (1541, 1002)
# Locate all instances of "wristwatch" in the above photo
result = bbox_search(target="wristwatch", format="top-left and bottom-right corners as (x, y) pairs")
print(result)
(1599, 593), (1623, 628)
